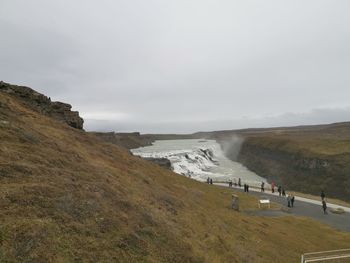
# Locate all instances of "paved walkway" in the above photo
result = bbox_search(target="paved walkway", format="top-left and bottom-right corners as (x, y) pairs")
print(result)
(215, 183), (350, 232)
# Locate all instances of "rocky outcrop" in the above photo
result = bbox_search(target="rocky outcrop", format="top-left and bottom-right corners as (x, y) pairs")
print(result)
(0, 81), (83, 129)
(144, 158), (172, 169)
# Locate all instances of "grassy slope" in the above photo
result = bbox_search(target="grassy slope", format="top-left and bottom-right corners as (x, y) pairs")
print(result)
(240, 124), (350, 156)
(237, 127), (350, 200)
(1, 92), (350, 262)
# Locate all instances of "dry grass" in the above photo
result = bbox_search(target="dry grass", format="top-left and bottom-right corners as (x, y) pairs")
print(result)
(1, 91), (350, 262)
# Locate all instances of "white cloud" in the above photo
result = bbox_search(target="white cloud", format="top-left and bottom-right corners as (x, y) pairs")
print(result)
(81, 112), (130, 121)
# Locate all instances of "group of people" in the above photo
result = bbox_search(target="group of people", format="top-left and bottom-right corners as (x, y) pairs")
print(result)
(276, 187), (328, 214)
(273, 186), (328, 215)
(206, 177), (213, 185)
(260, 181), (287, 196)
(228, 178), (242, 188)
(225, 178), (329, 215)
(228, 178), (250, 193)
(260, 180), (293, 206)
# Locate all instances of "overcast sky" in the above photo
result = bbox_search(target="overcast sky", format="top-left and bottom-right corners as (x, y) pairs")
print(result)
(1, 0), (350, 133)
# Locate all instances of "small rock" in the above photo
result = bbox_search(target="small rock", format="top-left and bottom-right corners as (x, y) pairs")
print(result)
(330, 208), (345, 214)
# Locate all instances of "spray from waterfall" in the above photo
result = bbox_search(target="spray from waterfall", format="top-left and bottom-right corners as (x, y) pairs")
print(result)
(219, 135), (244, 161)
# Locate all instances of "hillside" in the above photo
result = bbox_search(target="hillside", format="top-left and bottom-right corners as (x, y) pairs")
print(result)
(1, 83), (350, 262)
(204, 124), (350, 202)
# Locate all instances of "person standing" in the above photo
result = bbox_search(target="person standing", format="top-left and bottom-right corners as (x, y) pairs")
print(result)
(238, 178), (241, 187)
(287, 195), (291, 207)
(210, 178), (213, 185)
(271, 181), (275, 193)
(278, 186), (282, 196)
(282, 188), (286, 197)
(261, 182), (265, 192)
(321, 190), (326, 201)
(322, 200), (328, 214)
(207, 177), (210, 184)
(291, 195), (295, 207)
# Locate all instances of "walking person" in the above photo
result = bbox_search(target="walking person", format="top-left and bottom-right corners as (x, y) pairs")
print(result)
(278, 186), (282, 196)
(246, 184), (249, 193)
(322, 200), (328, 214)
(261, 182), (265, 192)
(244, 184), (247, 192)
(291, 195), (295, 207)
(282, 188), (286, 197)
(321, 190), (326, 201)
(210, 178), (213, 185)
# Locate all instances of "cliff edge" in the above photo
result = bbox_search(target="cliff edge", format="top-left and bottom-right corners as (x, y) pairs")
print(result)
(0, 81), (84, 129)
(214, 124), (350, 202)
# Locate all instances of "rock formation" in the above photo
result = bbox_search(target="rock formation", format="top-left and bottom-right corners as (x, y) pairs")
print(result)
(144, 157), (172, 169)
(91, 131), (154, 149)
(0, 81), (84, 129)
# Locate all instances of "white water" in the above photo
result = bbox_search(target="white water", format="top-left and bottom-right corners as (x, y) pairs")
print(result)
(132, 139), (267, 187)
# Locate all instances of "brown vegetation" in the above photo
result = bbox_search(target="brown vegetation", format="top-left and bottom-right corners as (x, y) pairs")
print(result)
(1, 86), (350, 262)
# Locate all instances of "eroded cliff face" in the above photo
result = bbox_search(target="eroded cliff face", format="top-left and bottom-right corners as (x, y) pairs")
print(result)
(91, 132), (154, 149)
(0, 81), (84, 129)
(234, 138), (350, 201)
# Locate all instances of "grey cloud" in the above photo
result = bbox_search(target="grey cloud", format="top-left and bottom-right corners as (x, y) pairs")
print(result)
(1, 0), (350, 133)
(85, 107), (350, 134)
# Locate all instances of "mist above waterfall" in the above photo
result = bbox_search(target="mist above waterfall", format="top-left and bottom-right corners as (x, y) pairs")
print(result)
(219, 135), (244, 161)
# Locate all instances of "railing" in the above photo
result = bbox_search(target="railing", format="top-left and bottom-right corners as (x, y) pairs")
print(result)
(301, 249), (350, 262)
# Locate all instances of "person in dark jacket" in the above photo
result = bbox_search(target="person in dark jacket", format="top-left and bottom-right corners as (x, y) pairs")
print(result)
(261, 182), (265, 192)
(291, 195), (295, 207)
(238, 178), (241, 187)
(210, 178), (213, 185)
(322, 200), (328, 214)
(278, 186), (282, 196)
(282, 188), (286, 197)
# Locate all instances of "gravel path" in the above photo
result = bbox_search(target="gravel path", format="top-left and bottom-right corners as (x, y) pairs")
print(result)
(215, 183), (350, 232)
